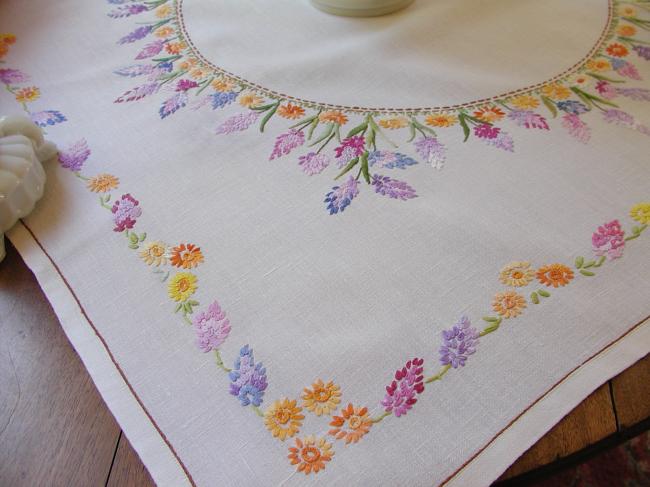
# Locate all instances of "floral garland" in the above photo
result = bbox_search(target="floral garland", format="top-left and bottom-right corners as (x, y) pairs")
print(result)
(107, 0), (650, 215)
(4, 28), (650, 477)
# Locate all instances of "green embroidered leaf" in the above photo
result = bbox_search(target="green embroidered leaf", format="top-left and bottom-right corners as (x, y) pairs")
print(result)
(483, 324), (500, 334)
(309, 124), (334, 147)
(128, 243), (139, 250)
(334, 157), (359, 180)
(360, 152), (371, 184)
(537, 289), (551, 298)
(575, 256), (584, 269)
(531, 292), (540, 304)
(595, 256), (606, 267)
(541, 96), (558, 118)
(482, 316), (498, 323)
(129, 232), (139, 244)
(580, 270), (595, 276)
(632, 226), (640, 235)
(583, 260), (596, 269)
(346, 122), (368, 138)
(139, 232), (147, 242)
(458, 113), (471, 142)
(259, 101), (279, 133)
(174, 303), (182, 313)
(307, 117), (321, 141)
(188, 300), (199, 306)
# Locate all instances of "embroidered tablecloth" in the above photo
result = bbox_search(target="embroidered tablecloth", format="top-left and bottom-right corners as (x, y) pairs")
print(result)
(1, 1), (649, 485)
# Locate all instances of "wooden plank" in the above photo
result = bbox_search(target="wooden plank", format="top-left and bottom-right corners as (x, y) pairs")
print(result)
(498, 383), (616, 480)
(107, 433), (156, 487)
(611, 353), (650, 429)
(0, 241), (121, 486)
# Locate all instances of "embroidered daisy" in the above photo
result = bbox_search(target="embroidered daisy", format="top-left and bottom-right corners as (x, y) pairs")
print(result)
(473, 106), (505, 122)
(536, 264), (574, 288)
(492, 291), (527, 318)
(499, 261), (535, 287)
(585, 59), (612, 72)
(170, 243), (204, 269)
(616, 24), (637, 37)
(14, 86), (40, 103)
(168, 272), (198, 302)
(238, 91), (264, 108)
(164, 42), (186, 55)
(510, 95), (540, 110)
(378, 117), (408, 129)
(319, 110), (348, 125)
(264, 398), (304, 441)
(211, 78), (236, 92)
(139, 241), (168, 266)
(328, 403), (372, 444)
(154, 26), (174, 38)
(425, 113), (458, 127)
(302, 379), (341, 416)
(288, 436), (334, 475)
(568, 73), (591, 88)
(155, 4), (172, 18)
(277, 103), (305, 120)
(629, 202), (650, 224)
(606, 43), (629, 58)
(87, 173), (119, 193)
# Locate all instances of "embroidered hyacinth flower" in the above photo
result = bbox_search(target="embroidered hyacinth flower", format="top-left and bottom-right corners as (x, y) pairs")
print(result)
(229, 345), (268, 407)
(492, 291), (527, 318)
(414, 136), (445, 169)
(371, 175), (417, 200)
(167, 272), (197, 302)
(135, 40), (164, 60)
(324, 176), (359, 215)
(438, 316), (479, 368)
(118, 25), (152, 44)
(108, 4), (148, 18)
(0, 68), (29, 84)
(170, 243), (204, 269)
(508, 110), (549, 130)
(613, 60), (642, 80)
(58, 139), (90, 171)
(368, 151), (417, 170)
(474, 123), (500, 139)
(30, 110), (67, 128)
(595, 81), (618, 100)
(270, 129), (305, 160)
(288, 436), (334, 475)
(298, 152), (330, 175)
(302, 379), (341, 416)
(616, 88), (650, 101)
(334, 136), (365, 166)
(175, 79), (199, 92)
(592, 220), (626, 260)
(499, 261), (535, 287)
(536, 264), (574, 288)
(380, 358), (425, 417)
(210, 91), (237, 109)
(111, 193), (142, 232)
(264, 398), (304, 441)
(159, 92), (188, 119)
(215, 112), (259, 135)
(483, 131), (514, 152)
(561, 114), (591, 143)
(328, 403), (372, 444)
(633, 45), (650, 61)
(193, 300), (231, 353)
(602, 109), (634, 126)
(630, 202), (650, 224)
(87, 173), (119, 193)
(139, 241), (168, 266)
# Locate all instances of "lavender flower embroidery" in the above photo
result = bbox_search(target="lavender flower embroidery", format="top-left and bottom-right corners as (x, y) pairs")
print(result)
(324, 176), (359, 215)
(229, 345), (268, 407)
(380, 358), (425, 417)
(215, 112), (259, 135)
(438, 316), (479, 368)
(483, 131), (514, 152)
(118, 25), (152, 45)
(561, 114), (591, 144)
(58, 139), (90, 171)
(298, 152), (330, 175)
(112, 194), (142, 232)
(368, 151), (417, 170)
(414, 136), (445, 170)
(615, 88), (650, 101)
(211, 91), (237, 110)
(108, 4), (148, 18)
(0, 68), (29, 84)
(557, 101), (589, 115)
(269, 129), (305, 160)
(30, 110), (67, 128)
(193, 301), (231, 353)
(602, 109), (635, 126)
(633, 45), (650, 61)
(508, 110), (549, 130)
(371, 175), (417, 200)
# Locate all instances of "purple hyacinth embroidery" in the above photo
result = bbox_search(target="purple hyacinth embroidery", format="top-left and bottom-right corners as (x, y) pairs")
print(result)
(413, 136), (446, 170)
(324, 176), (359, 215)
(0, 68), (30, 84)
(371, 175), (417, 200)
(438, 316), (479, 368)
(193, 301), (231, 353)
(229, 345), (268, 407)
(58, 139), (90, 172)
(380, 358), (425, 417)
(215, 112), (259, 135)
(602, 109), (635, 126)
(269, 129), (305, 160)
(111, 194), (142, 232)
(473, 124), (500, 139)
(334, 136), (365, 167)
(298, 152), (330, 175)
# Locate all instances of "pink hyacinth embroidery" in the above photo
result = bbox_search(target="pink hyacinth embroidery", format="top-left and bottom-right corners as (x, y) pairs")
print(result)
(269, 129), (305, 160)
(215, 112), (259, 135)
(380, 358), (425, 417)
(483, 131), (514, 152)
(508, 110), (549, 130)
(602, 109), (635, 127)
(561, 114), (591, 144)
(334, 136), (365, 167)
(298, 152), (330, 175)
(0, 68), (30, 85)
(111, 194), (142, 232)
(193, 301), (231, 353)
(592, 219), (625, 260)
(473, 124), (500, 139)
(595, 81), (618, 100)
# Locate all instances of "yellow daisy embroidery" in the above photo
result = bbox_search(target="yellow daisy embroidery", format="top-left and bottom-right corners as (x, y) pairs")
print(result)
(510, 95), (540, 110)
(498, 261), (535, 287)
(630, 202), (650, 224)
(87, 173), (119, 193)
(139, 241), (168, 267)
(264, 398), (304, 441)
(378, 117), (408, 129)
(238, 91), (264, 108)
(168, 272), (198, 302)
(540, 83), (571, 101)
(302, 379), (341, 416)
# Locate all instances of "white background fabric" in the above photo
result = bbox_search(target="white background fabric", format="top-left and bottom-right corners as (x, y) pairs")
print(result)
(1, 1), (649, 486)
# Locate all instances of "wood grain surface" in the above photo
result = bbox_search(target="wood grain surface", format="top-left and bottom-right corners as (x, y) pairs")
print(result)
(0, 240), (648, 486)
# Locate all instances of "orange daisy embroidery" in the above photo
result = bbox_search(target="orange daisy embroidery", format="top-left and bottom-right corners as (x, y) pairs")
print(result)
(165, 42), (186, 55)
(238, 91), (264, 108)
(473, 106), (505, 123)
(288, 436), (334, 475)
(536, 263), (574, 288)
(264, 398), (304, 441)
(170, 243), (204, 269)
(87, 173), (119, 193)
(319, 110), (348, 126)
(425, 113), (458, 127)
(510, 95), (540, 110)
(541, 83), (571, 100)
(585, 59), (612, 72)
(378, 117), (408, 129)
(492, 291), (527, 318)
(616, 24), (637, 37)
(328, 403), (372, 444)
(14, 86), (40, 103)
(302, 379), (341, 416)
(605, 43), (629, 58)
(277, 103), (305, 120)
(211, 78), (235, 92)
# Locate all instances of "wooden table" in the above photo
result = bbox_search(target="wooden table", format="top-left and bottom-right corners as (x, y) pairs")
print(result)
(0, 241), (648, 486)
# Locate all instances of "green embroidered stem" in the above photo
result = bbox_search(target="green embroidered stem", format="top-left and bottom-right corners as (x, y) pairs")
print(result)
(259, 101), (280, 133)
(368, 115), (398, 148)
(360, 151), (371, 184)
(182, 314), (193, 325)
(251, 405), (265, 418)
(309, 123), (334, 147)
(425, 364), (451, 384)
(214, 349), (232, 373)
(306, 115), (321, 140)
(625, 224), (647, 241)
(371, 411), (391, 423)
(480, 316), (502, 336)
(99, 194), (112, 210)
(585, 72), (625, 84)
(570, 86), (618, 111)
(334, 157), (359, 180)
(540, 95), (558, 118)
(74, 172), (90, 181)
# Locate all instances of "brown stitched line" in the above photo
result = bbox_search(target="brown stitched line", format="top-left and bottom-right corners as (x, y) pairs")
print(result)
(439, 313), (650, 487)
(19, 221), (197, 487)
(176, 0), (614, 114)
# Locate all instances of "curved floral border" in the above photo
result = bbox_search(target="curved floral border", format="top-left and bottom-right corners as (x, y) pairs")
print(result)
(4, 26), (650, 478)
(108, 0), (650, 215)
